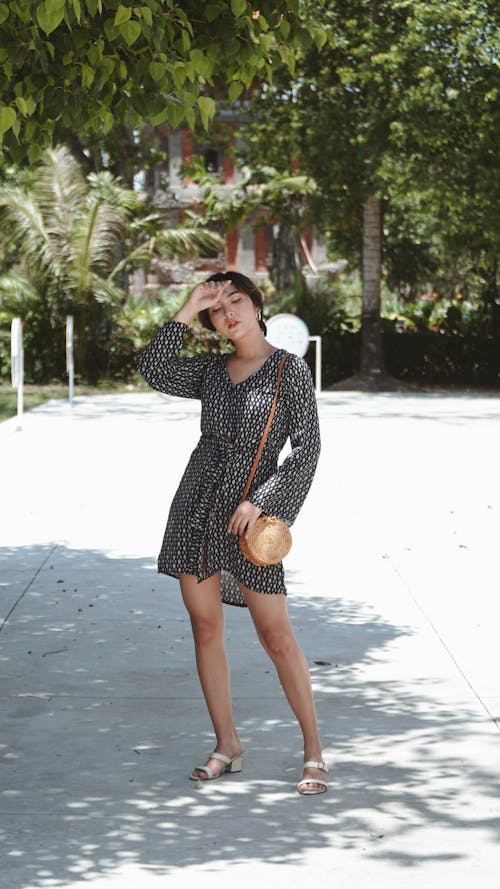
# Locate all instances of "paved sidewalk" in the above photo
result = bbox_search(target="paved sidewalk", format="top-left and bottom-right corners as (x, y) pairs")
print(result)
(1, 390), (500, 889)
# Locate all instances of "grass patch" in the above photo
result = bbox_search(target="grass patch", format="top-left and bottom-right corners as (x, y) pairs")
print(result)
(0, 379), (148, 423)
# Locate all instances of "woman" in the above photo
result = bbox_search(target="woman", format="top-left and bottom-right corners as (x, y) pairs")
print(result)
(136, 271), (327, 795)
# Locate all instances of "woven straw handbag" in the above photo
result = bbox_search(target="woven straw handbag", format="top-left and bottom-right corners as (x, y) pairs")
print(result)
(239, 353), (292, 567)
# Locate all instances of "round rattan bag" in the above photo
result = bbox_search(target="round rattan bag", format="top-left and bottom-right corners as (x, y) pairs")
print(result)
(240, 515), (292, 567)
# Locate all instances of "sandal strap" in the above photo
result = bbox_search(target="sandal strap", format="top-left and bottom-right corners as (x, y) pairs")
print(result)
(297, 777), (328, 793)
(303, 760), (328, 772)
(210, 752), (231, 765)
(194, 765), (214, 779)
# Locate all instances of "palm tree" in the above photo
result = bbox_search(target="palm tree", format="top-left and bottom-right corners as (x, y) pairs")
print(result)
(197, 164), (317, 292)
(0, 145), (222, 379)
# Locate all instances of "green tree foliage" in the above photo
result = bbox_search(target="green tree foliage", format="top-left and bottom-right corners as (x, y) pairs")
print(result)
(243, 0), (500, 377)
(0, 0), (326, 163)
(0, 145), (222, 380)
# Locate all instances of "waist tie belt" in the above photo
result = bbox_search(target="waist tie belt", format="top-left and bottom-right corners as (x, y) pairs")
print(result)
(199, 433), (263, 458)
(189, 433), (271, 531)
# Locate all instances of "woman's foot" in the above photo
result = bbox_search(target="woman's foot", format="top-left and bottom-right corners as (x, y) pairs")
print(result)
(190, 747), (245, 781)
(297, 754), (328, 795)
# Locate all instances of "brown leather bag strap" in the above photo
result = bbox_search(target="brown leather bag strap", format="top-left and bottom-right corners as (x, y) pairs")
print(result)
(241, 352), (289, 503)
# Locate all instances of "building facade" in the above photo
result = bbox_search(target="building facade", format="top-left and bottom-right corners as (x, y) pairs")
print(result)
(132, 113), (328, 294)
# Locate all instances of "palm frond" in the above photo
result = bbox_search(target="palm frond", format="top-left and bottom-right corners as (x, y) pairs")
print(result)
(0, 187), (57, 274)
(154, 227), (224, 258)
(0, 273), (41, 314)
(33, 147), (88, 246)
(89, 272), (126, 306)
(108, 226), (223, 281)
(129, 212), (166, 233)
(87, 171), (139, 215)
(108, 241), (158, 280)
(197, 165), (317, 228)
(86, 201), (126, 270)
(68, 200), (126, 296)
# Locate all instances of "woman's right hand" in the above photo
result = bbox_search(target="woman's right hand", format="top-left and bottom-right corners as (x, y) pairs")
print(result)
(173, 279), (233, 325)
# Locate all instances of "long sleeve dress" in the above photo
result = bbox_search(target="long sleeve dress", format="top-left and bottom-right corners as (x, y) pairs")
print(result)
(136, 320), (321, 608)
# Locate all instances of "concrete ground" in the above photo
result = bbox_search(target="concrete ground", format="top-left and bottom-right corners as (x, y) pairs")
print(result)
(1, 388), (499, 889)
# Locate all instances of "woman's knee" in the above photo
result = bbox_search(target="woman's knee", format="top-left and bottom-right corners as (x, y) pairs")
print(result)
(259, 623), (295, 657)
(190, 614), (223, 648)
(179, 573), (223, 647)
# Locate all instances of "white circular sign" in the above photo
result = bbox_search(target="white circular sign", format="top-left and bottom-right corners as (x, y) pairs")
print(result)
(266, 313), (310, 357)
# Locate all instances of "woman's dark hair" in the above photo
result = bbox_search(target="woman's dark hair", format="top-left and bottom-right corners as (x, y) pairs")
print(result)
(198, 271), (267, 335)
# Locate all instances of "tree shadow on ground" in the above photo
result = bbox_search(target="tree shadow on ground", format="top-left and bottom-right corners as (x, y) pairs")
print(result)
(1, 544), (499, 887)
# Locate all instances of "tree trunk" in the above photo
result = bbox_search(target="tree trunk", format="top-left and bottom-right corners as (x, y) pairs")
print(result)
(360, 194), (385, 375)
(271, 222), (303, 293)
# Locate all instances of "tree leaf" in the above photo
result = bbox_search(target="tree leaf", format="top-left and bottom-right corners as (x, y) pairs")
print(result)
(82, 64), (95, 87)
(170, 64), (186, 90)
(27, 143), (42, 164)
(149, 61), (165, 82)
(103, 17), (118, 41)
(198, 95), (215, 129)
(102, 109), (114, 134)
(150, 106), (170, 126)
(279, 18), (290, 40)
(231, 0), (246, 17)
(114, 5), (131, 26)
(36, 0), (66, 36)
(180, 27), (190, 54)
(181, 89), (197, 108)
(119, 20), (141, 46)
(140, 5), (152, 27)
(0, 105), (16, 135)
(312, 27), (328, 52)
(204, 4), (221, 23)
(228, 80), (243, 101)
(190, 49), (211, 78)
(0, 3), (9, 25)
(15, 97), (28, 116)
(167, 102), (186, 129)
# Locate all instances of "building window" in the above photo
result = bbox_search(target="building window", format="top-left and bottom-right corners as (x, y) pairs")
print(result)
(204, 147), (220, 174)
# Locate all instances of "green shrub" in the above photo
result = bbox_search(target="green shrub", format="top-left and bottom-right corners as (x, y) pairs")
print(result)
(321, 331), (499, 387)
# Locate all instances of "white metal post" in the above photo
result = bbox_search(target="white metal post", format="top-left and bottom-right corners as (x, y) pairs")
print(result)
(11, 318), (24, 429)
(66, 315), (74, 407)
(309, 335), (322, 394)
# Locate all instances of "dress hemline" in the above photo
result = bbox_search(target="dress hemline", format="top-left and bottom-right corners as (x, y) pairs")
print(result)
(156, 564), (287, 605)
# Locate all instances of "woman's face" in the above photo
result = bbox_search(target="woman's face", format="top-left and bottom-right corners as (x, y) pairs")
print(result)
(208, 288), (260, 341)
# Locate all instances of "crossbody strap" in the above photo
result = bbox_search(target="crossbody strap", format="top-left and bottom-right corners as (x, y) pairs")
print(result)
(240, 352), (289, 503)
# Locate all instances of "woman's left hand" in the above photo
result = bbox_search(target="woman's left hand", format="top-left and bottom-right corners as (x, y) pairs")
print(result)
(227, 501), (262, 537)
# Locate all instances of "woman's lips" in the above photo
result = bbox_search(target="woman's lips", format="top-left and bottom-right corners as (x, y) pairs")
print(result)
(227, 320), (239, 330)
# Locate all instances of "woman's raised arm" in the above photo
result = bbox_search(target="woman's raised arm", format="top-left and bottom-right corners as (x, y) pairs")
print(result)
(135, 279), (233, 399)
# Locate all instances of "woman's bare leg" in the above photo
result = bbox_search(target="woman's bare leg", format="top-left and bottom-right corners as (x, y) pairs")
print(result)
(180, 573), (244, 778)
(239, 583), (326, 793)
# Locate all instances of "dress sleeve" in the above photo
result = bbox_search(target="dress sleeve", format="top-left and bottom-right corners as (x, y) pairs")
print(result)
(247, 356), (321, 525)
(135, 320), (212, 399)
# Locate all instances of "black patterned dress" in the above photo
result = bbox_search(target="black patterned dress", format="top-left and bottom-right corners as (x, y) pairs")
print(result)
(136, 321), (321, 607)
